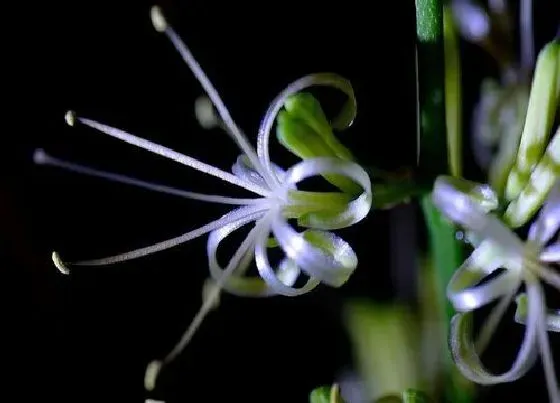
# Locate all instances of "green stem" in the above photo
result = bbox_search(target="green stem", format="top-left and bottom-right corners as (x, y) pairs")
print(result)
(415, 1), (474, 402)
(416, 0), (447, 179)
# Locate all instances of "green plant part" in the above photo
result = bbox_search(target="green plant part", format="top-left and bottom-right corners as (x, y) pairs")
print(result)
(309, 384), (344, 403)
(375, 389), (431, 403)
(504, 40), (560, 205)
(277, 92), (360, 195)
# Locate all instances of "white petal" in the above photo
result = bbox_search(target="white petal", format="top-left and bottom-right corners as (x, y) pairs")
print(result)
(256, 73), (356, 185)
(254, 222), (320, 296)
(283, 157), (372, 229)
(206, 209), (272, 297)
(433, 176), (524, 256)
(271, 214), (358, 287)
(447, 240), (518, 312)
(449, 292), (539, 384)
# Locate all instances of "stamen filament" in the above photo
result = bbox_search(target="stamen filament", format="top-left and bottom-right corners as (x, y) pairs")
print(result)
(162, 221), (262, 365)
(475, 281), (520, 353)
(68, 112), (270, 197)
(149, 6), (277, 190)
(520, 0), (534, 74)
(34, 149), (262, 205)
(53, 204), (268, 271)
(534, 283), (560, 402)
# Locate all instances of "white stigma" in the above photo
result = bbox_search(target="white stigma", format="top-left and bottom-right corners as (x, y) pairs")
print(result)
(144, 360), (162, 391)
(194, 96), (219, 129)
(33, 148), (48, 165)
(52, 251), (70, 275)
(150, 6), (167, 33)
(65, 110), (76, 127)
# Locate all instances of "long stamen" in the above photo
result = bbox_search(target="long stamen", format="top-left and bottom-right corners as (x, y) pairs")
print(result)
(52, 205), (267, 273)
(65, 111), (270, 197)
(34, 149), (262, 205)
(535, 290), (560, 402)
(149, 6), (277, 190)
(475, 281), (520, 353)
(145, 217), (267, 391)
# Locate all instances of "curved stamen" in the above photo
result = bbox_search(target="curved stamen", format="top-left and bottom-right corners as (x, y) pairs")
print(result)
(534, 283), (560, 402)
(34, 149), (263, 205)
(68, 111), (270, 197)
(149, 6), (276, 191)
(145, 214), (271, 391)
(53, 204), (268, 272)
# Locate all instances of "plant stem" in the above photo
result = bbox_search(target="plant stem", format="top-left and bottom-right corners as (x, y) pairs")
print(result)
(415, 1), (474, 402)
(416, 0), (447, 179)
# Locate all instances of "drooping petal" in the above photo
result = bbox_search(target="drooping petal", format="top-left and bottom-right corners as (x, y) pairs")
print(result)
(449, 297), (539, 384)
(254, 222), (320, 297)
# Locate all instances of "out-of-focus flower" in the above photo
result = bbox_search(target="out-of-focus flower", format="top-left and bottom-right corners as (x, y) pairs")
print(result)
(432, 175), (560, 402)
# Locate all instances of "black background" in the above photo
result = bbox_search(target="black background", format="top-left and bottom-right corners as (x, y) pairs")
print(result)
(3, 1), (559, 402)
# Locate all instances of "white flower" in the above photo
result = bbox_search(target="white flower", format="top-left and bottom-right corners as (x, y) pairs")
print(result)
(432, 175), (560, 402)
(35, 6), (372, 387)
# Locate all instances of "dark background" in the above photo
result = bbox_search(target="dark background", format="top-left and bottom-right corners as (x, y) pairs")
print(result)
(2, 1), (559, 402)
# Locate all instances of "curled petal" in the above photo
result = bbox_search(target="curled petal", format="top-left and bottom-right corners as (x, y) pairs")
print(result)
(257, 73), (356, 184)
(271, 215), (358, 288)
(254, 223), (320, 297)
(449, 283), (541, 384)
(515, 293), (560, 332)
(528, 180), (560, 245)
(447, 240), (518, 311)
(433, 176), (524, 256)
(207, 208), (319, 297)
(284, 157), (372, 230)
(206, 210), (271, 297)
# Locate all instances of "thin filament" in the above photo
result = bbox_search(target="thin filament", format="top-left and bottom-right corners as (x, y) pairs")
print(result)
(162, 217), (266, 365)
(520, 0), (534, 74)
(154, 10), (276, 190)
(34, 149), (261, 205)
(58, 205), (267, 267)
(535, 290), (560, 402)
(76, 115), (270, 197)
(475, 280), (520, 353)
